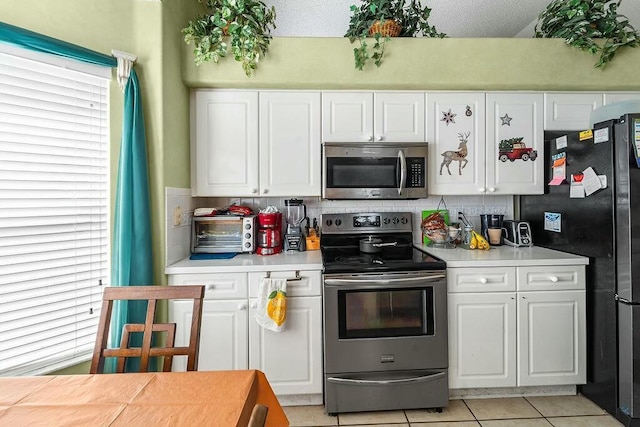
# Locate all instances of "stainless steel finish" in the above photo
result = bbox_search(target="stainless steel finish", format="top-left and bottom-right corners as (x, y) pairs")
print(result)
(398, 149), (406, 196)
(327, 371), (446, 385)
(324, 272), (446, 286)
(322, 210), (448, 414)
(322, 143), (428, 200)
(191, 215), (256, 253)
(322, 212), (414, 235)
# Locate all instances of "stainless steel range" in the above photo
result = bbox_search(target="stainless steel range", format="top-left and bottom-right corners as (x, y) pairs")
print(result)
(321, 212), (448, 415)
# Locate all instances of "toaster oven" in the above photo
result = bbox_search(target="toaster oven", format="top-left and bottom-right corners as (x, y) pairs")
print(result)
(191, 215), (256, 253)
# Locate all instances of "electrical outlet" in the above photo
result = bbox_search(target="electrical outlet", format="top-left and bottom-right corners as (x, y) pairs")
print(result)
(173, 206), (183, 226)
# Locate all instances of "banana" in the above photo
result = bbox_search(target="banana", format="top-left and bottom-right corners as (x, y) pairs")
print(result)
(472, 230), (491, 250)
(469, 233), (477, 249)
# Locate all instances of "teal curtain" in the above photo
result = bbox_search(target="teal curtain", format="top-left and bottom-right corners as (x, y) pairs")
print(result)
(0, 22), (154, 372)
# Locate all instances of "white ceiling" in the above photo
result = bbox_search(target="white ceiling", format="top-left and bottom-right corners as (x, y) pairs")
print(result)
(265, 0), (640, 38)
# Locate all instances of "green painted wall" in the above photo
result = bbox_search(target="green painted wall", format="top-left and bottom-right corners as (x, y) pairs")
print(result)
(183, 37), (640, 90)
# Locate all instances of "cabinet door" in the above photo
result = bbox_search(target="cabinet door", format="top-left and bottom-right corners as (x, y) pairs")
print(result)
(249, 296), (323, 396)
(544, 93), (603, 130)
(517, 291), (586, 386)
(170, 299), (248, 372)
(604, 92), (640, 105)
(193, 90), (259, 196)
(448, 292), (517, 388)
(322, 92), (373, 142)
(427, 93), (486, 195)
(374, 92), (425, 142)
(486, 93), (544, 195)
(259, 92), (321, 197)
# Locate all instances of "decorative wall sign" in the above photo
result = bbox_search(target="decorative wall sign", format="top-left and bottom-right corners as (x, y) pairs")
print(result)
(440, 132), (470, 175)
(500, 113), (513, 126)
(465, 105), (472, 116)
(441, 108), (457, 125)
(498, 137), (537, 162)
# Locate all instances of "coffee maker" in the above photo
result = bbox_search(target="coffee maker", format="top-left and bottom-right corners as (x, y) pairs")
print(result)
(480, 214), (505, 246)
(284, 199), (307, 251)
(256, 210), (283, 255)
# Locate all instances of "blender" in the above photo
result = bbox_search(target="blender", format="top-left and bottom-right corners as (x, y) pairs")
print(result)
(284, 199), (307, 251)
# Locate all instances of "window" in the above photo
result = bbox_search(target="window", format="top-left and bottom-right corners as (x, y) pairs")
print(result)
(0, 45), (111, 375)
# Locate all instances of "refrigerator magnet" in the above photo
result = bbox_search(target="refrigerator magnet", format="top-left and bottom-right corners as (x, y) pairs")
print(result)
(544, 212), (561, 233)
(594, 127), (609, 144)
(549, 157), (566, 186)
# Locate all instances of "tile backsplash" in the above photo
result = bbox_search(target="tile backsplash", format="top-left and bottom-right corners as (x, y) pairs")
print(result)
(165, 188), (514, 266)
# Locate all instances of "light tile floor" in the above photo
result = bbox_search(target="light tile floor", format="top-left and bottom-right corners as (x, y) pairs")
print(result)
(283, 395), (623, 427)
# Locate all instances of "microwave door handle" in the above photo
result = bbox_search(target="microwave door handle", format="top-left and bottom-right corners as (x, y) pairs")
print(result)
(398, 149), (406, 196)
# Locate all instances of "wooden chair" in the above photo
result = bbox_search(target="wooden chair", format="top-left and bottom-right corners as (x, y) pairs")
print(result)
(248, 404), (269, 427)
(90, 285), (205, 374)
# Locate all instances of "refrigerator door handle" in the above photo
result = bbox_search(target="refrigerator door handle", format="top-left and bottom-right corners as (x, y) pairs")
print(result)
(615, 294), (640, 305)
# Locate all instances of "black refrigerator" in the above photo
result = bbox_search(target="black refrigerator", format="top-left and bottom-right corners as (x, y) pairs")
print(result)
(520, 113), (640, 427)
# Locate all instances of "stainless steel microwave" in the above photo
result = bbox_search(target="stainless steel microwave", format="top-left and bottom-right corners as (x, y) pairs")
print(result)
(322, 143), (429, 199)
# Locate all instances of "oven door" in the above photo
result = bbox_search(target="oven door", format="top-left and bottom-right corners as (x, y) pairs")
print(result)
(322, 143), (428, 199)
(323, 270), (447, 374)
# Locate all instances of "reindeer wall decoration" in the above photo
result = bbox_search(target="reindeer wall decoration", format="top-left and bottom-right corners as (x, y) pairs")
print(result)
(440, 132), (470, 175)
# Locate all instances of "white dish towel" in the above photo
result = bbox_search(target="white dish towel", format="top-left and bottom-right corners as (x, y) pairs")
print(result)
(255, 277), (287, 332)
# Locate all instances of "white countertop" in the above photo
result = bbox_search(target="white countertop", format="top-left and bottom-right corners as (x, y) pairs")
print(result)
(415, 244), (589, 268)
(165, 250), (323, 274)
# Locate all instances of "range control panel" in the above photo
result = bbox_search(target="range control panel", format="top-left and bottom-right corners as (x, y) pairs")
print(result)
(406, 158), (425, 188)
(322, 212), (413, 234)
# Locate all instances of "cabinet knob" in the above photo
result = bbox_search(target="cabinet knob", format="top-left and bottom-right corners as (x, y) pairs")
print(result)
(550, 276), (559, 283)
(206, 284), (216, 291)
(488, 187), (496, 193)
(479, 277), (488, 284)
(367, 135), (373, 142)
(250, 301), (257, 309)
(238, 303), (247, 311)
(376, 135), (383, 142)
(263, 189), (269, 194)
(252, 188), (258, 194)
(478, 187), (486, 193)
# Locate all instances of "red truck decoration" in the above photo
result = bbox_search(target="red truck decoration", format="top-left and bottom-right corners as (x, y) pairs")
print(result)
(498, 137), (537, 162)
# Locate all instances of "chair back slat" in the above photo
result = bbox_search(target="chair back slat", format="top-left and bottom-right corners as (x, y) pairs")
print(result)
(90, 285), (205, 374)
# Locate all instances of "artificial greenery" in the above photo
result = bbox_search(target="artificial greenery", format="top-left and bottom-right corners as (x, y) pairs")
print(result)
(535, 0), (638, 69)
(345, 0), (445, 70)
(182, 0), (276, 77)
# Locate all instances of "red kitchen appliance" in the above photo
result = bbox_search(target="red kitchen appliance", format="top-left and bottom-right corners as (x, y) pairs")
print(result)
(256, 212), (282, 255)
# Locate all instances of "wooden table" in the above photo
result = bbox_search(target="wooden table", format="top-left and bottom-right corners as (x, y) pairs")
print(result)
(0, 370), (289, 426)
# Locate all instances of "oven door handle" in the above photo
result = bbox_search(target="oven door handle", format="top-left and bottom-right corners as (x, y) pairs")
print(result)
(327, 371), (445, 385)
(324, 274), (445, 286)
(398, 149), (406, 196)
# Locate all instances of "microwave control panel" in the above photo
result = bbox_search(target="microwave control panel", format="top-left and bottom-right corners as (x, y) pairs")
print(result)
(406, 158), (425, 188)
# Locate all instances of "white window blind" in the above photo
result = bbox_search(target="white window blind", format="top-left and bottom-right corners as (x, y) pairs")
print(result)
(0, 48), (110, 376)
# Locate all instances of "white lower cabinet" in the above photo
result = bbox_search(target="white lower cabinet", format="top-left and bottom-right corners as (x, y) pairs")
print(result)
(518, 290), (586, 386)
(168, 269), (323, 399)
(249, 296), (323, 395)
(171, 299), (248, 371)
(447, 265), (586, 389)
(448, 292), (516, 388)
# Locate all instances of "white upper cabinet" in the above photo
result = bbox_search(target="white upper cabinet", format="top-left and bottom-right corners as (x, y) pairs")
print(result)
(193, 90), (259, 196)
(604, 92), (640, 105)
(429, 92), (543, 195)
(427, 92), (486, 195)
(322, 92), (425, 142)
(544, 93), (603, 131)
(259, 91), (321, 197)
(192, 90), (321, 197)
(486, 93), (544, 195)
